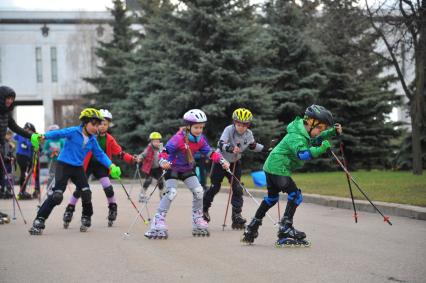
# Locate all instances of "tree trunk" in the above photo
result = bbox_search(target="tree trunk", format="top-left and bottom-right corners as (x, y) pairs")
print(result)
(411, 4), (426, 175)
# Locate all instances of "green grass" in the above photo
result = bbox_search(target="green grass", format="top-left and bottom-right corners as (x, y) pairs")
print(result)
(238, 171), (426, 207)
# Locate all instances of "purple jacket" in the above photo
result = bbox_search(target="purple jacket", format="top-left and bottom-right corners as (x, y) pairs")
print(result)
(161, 130), (221, 173)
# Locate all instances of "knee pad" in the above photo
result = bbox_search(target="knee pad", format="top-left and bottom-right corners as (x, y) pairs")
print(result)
(51, 190), (63, 205)
(191, 186), (204, 200)
(288, 189), (303, 205)
(263, 195), (279, 206)
(103, 185), (114, 198)
(80, 188), (92, 203)
(166, 187), (177, 201)
(72, 190), (81, 199)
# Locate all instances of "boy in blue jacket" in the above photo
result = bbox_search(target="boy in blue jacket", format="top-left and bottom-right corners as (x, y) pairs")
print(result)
(28, 108), (121, 235)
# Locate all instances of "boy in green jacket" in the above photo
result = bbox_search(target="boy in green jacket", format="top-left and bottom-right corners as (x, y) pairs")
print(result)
(242, 105), (342, 247)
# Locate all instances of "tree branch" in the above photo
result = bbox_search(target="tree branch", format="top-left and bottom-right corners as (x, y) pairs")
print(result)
(365, 0), (413, 100)
(400, 0), (418, 49)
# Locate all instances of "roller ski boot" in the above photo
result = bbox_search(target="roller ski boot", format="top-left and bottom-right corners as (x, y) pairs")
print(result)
(18, 191), (32, 200)
(63, 204), (75, 229)
(241, 218), (262, 244)
(202, 209), (210, 223)
(80, 216), (91, 232)
(231, 210), (246, 230)
(192, 210), (209, 237)
(0, 211), (10, 224)
(144, 213), (168, 239)
(107, 203), (117, 227)
(275, 221), (310, 248)
(29, 217), (45, 235)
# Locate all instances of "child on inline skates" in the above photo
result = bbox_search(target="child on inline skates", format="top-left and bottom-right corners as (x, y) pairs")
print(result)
(62, 109), (135, 228)
(203, 108), (268, 229)
(144, 109), (229, 239)
(29, 108), (121, 235)
(241, 105), (342, 247)
(137, 132), (164, 202)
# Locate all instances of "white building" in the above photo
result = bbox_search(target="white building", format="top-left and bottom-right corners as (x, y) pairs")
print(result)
(0, 10), (113, 130)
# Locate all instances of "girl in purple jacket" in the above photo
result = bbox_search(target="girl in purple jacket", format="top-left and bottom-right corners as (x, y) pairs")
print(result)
(144, 109), (229, 239)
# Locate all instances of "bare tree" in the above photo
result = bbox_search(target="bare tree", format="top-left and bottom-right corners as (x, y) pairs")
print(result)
(365, 0), (425, 174)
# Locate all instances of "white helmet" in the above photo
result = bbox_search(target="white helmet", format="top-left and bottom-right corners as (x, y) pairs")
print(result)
(183, 109), (207, 124)
(99, 109), (112, 121)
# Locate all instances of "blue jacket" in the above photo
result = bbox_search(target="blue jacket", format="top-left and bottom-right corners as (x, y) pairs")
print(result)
(14, 134), (32, 157)
(44, 126), (112, 168)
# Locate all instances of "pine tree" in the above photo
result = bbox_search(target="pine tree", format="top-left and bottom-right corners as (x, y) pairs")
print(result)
(255, 0), (325, 126)
(316, 0), (401, 169)
(118, 0), (279, 156)
(84, 0), (135, 110)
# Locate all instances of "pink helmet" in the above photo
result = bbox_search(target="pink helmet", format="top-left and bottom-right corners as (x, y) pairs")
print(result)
(183, 109), (207, 124)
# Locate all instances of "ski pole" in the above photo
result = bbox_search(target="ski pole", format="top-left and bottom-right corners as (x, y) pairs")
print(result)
(226, 168), (278, 226)
(0, 154), (27, 224)
(329, 150), (392, 226)
(339, 142), (358, 223)
(10, 157), (16, 221)
(32, 150), (40, 202)
(123, 171), (166, 238)
(222, 161), (236, 231)
(277, 200), (281, 222)
(127, 164), (139, 196)
(136, 165), (151, 219)
(37, 176), (55, 209)
(118, 179), (149, 225)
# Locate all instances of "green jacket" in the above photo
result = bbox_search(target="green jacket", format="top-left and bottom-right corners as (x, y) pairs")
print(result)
(263, 117), (336, 176)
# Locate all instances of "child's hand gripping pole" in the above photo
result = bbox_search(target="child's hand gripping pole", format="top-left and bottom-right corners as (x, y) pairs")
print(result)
(109, 164), (121, 180)
(30, 134), (44, 151)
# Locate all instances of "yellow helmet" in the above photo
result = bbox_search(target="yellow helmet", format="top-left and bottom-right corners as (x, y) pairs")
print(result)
(149, 132), (162, 140)
(79, 108), (104, 121)
(232, 108), (253, 123)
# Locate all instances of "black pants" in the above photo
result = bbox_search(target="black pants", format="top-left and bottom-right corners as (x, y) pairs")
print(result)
(254, 173), (301, 223)
(37, 161), (92, 220)
(203, 161), (243, 213)
(73, 159), (110, 199)
(17, 154), (40, 191)
(143, 167), (164, 190)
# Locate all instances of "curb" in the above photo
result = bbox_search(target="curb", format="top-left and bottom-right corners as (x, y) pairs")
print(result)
(220, 187), (426, 221)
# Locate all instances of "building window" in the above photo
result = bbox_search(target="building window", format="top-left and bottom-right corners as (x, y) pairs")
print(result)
(51, 47), (58, 82)
(36, 47), (43, 83)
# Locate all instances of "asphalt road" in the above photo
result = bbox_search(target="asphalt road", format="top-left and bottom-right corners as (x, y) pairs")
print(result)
(0, 181), (425, 283)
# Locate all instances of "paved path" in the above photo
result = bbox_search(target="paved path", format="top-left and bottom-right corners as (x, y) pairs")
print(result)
(0, 181), (425, 283)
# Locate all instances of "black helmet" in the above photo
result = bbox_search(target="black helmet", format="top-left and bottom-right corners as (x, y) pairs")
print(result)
(24, 122), (36, 133)
(304, 105), (334, 126)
